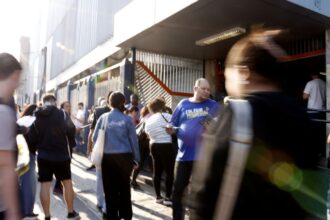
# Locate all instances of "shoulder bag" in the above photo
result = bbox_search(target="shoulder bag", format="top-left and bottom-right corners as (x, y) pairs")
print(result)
(16, 134), (30, 176)
(213, 98), (253, 220)
(91, 113), (109, 168)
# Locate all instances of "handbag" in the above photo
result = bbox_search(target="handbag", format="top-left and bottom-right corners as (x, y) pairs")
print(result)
(136, 121), (148, 141)
(16, 134), (30, 176)
(160, 113), (177, 146)
(90, 113), (109, 167)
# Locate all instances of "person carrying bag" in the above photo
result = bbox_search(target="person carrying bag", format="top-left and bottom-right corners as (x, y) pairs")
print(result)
(91, 114), (110, 168)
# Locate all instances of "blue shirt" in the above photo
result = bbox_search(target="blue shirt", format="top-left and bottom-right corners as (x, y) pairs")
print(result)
(171, 98), (220, 161)
(93, 109), (140, 162)
(125, 103), (144, 121)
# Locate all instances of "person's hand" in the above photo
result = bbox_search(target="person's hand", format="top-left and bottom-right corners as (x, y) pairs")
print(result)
(202, 121), (212, 131)
(87, 144), (93, 157)
(165, 124), (175, 134)
(133, 161), (139, 170)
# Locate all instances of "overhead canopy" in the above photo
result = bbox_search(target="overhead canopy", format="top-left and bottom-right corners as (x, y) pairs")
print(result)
(117, 0), (330, 60)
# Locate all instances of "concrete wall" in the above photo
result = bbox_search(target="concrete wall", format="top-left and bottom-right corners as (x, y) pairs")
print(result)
(113, 0), (197, 46)
(204, 60), (217, 98)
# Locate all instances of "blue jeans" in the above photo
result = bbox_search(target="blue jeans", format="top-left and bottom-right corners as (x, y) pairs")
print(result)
(19, 153), (37, 216)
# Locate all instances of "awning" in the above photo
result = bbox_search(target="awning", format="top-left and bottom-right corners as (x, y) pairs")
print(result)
(117, 0), (330, 60)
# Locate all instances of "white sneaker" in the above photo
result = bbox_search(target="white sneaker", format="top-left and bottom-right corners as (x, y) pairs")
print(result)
(23, 213), (39, 220)
(156, 196), (164, 204)
(163, 198), (172, 206)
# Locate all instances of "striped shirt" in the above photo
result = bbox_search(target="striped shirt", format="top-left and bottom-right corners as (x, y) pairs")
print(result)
(145, 112), (172, 144)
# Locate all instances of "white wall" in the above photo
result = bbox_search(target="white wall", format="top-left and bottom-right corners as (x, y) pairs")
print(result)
(113, 0), (198, 46)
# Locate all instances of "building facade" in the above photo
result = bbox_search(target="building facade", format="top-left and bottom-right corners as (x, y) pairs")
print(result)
(25, 0), (330, 115)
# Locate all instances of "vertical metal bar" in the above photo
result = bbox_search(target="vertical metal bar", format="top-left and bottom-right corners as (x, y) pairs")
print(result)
(160, 54), (163, 83)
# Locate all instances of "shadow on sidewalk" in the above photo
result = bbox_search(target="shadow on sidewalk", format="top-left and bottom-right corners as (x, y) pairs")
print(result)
(132, 202), (171, 220)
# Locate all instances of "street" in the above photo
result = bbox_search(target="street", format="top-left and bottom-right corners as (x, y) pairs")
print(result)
(33, 153), (175, 220)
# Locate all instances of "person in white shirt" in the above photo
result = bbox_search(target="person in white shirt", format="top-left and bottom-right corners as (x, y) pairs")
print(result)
(73, 102), (85, 130)
(145, 98), (175, 206)
(303, 73), (326, 110)
(73, 102), (85, 149)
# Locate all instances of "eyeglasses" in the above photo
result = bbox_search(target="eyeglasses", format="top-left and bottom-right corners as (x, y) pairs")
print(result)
(197, 86), (210, 92)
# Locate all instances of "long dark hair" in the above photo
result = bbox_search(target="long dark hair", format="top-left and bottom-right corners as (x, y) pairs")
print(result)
(21, 104), (37, 117)
(110, 91), (126, 112)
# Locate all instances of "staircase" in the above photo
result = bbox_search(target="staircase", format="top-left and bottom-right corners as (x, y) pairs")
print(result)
(135, 51), (203, 109)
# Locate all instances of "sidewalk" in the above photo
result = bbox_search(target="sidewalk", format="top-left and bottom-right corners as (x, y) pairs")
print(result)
(33, 153), (175, 220)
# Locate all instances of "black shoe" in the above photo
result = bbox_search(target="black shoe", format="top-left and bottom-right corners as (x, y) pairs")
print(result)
(96, 205), (102, 212)
(131, 181), (140, 190)
(45, 216), (51, 220)
(53, 187), (63, 195)
(86, 165), (95, 171)
(67, 210), (80, 220)
(102, 212), (107, 220)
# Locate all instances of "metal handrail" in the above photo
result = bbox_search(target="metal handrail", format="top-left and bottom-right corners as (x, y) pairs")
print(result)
(136, 50), (203, 94)
(307, 108), (330, 113)
(306, 108), (328, 123)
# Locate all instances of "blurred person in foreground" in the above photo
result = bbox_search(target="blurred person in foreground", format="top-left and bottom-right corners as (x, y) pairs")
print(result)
(93, 91), (140, 220)
(189, 29), (326, 220)
(166, 78), (220, 220)
(0, 53), (22, 220)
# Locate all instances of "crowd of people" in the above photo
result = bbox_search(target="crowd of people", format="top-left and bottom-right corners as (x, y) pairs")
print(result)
(0, 28), (328, 220)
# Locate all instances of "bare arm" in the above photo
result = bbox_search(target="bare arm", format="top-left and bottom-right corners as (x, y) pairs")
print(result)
(303, 93), (309, 100)
(0, 106), (20, 219)
(0, 151), (20, 220)
(87, 128), (94, 156)
(72, 115), (85, 124)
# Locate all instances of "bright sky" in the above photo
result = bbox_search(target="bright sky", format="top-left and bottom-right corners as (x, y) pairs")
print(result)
(0, 0), (43, 58)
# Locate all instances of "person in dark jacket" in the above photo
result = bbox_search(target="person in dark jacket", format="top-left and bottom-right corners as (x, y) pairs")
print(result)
(130, 106), (152, 189)
(60, 101), (76, 153)
(28, 94), (80, 220)
(53, 101), (76, 196)
(189, 29), (327, 220)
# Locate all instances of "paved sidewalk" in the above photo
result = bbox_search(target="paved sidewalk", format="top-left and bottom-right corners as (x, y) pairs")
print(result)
(33, 153), (175, 220)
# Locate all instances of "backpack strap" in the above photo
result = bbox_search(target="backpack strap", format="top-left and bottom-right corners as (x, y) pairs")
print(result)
(160, 112), (169, 123)
(63, 110), (67, 121)
(213, 98), (253, 220)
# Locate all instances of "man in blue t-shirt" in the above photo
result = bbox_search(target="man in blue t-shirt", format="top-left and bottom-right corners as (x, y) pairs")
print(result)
(167, 78), (219, 220)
